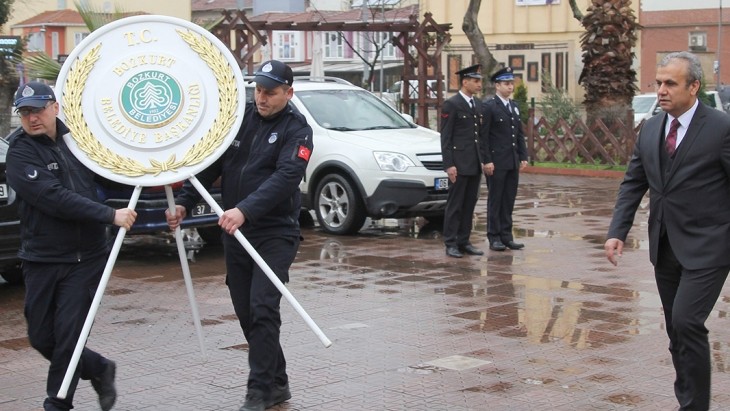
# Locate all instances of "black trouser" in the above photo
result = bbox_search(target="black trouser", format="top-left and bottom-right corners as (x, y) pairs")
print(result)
(442, 173), (481, 249)
(486, 168), (519, 244)
(655, 234), (730, 411)
(223, 234), (299, 395)
(23, 255), (110, 411)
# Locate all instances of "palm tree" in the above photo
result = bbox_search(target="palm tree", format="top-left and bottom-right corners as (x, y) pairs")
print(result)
(577, 0), (640, 120)
(1, 0), (20, 137)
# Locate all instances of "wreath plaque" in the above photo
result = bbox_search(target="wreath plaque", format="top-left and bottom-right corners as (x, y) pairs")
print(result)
(56, 15), (245, 186)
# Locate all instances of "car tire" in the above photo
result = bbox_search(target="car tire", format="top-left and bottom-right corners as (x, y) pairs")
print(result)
(1, 264), (23, 285)
(314, 174), (366, 235)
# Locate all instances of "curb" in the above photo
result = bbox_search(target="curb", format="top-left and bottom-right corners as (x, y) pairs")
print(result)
(523, 165), (625, 179)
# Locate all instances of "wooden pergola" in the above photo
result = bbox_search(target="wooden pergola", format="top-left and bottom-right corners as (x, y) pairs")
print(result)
(210, 10), (451, 128)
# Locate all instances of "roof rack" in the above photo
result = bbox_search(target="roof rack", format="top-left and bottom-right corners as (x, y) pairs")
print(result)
(293, 76), (353, 85)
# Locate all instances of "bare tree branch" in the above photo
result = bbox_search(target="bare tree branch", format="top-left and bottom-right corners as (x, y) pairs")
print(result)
(568, 0), (584, 22)
(462, 0), (497, 94)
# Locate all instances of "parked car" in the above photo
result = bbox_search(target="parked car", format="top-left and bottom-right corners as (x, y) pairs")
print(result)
(96, 178), (224, 247)
(632, 93), (659, 128)
(0, 129), (225, 286)
(0, 136), (22, 285)
(267, 76), (448, 235)
(633, 91), (725, 128)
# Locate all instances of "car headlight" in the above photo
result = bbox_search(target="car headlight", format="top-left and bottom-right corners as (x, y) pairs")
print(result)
(373, 151), (416, 172)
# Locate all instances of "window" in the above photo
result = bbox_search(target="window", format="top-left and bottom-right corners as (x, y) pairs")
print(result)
(324, 32), (343, 59)
(74, 32), (89, 46)
(374, 32), (395, 59)
(275, 31), (299, 60)
(51, 32), (59, 59)
(27, 32), (44, 52)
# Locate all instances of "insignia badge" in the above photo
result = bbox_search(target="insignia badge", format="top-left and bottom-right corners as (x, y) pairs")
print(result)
(25, 166), (38, 180)
(21, 85), (35, 97)
(262, 62), (273, 73)
(268, 133), (278, 144)
(120, 70), (184, 128)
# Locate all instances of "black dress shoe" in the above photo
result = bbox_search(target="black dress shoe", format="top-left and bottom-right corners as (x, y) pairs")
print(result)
(505, 240), (525, 250)
(489, 241), (507, 251)
(460, 244), (484, 255)
(240, 389), (265, 411)
(446, 246), (464, 258)
(266, 383), (291, 408)
(91, 360), (116, 411)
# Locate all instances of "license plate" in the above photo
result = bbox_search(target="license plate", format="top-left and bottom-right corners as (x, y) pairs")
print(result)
(191, 202), (215, 217)
(434, 177), (450, 190)
(0, 183), (7, 199)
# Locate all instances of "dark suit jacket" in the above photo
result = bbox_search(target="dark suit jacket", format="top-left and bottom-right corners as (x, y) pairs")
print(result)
(607, 102), (730, 270)
(481, 97), (527, 169)
(440, 93), (487, 176)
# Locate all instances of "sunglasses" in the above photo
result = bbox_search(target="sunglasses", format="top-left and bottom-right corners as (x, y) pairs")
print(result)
(16, 102), (53, 118)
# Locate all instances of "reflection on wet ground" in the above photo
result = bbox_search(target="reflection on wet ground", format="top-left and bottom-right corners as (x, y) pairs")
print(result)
(2, 174), (730, 410)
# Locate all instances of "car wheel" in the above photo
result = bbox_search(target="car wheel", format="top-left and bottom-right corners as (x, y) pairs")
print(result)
(1, 263), (23, 285)
(314, 174), (366, 235)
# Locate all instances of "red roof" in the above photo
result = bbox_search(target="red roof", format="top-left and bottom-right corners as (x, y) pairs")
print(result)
(12, 9), (85, 28)
(248, 5), (417, 25)
(12, 9), (149, 28)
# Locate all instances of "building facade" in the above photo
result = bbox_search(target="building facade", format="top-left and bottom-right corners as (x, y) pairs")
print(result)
(420, 0), (641, 103)
(640, 0), (729, 93)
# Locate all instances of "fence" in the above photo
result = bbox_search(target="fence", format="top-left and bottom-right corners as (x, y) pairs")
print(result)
(525, 108), (638, 166)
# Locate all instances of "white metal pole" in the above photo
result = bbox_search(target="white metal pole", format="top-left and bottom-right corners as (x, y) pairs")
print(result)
(165, 185), (208, 360)
(188, 176), (332, 348)
(58, 185), (143, 399)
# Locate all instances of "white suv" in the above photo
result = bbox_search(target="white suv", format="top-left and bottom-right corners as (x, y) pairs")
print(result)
(247, 77), (448, 235)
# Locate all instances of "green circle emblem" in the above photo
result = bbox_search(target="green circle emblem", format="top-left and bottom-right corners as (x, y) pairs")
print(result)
(120, 70), (183, 128)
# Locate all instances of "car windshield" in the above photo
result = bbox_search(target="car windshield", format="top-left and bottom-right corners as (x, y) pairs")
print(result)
(632, 96), (656, 114)
(296, 89), (413, 131)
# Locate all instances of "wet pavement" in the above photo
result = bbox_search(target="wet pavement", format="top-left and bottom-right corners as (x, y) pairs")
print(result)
(2, 173), (730, 410)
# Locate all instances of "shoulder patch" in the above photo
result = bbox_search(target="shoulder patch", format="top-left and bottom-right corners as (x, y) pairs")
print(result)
(297, 145), (311, 161)
(24, 166), (39, 180)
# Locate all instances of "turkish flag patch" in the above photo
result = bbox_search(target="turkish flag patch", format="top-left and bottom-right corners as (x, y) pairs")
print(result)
(297, 145), (311, 161)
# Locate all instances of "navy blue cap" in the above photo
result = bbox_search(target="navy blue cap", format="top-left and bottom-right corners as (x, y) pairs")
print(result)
(491, 67), (514, 83)
(14, 82), (56, 108)
(249, 60), (294, 89)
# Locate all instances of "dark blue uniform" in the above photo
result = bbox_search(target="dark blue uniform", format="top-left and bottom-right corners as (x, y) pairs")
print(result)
(440, 93), (487, 250)
(481, 96), (528, 245)
(176, 100), (313, 399)
(6, 119), (116, 411)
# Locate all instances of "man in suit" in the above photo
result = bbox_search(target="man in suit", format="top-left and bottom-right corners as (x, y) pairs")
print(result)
(440, 64), (492, 258)
(481, 67), (528, 251)
(605, 51), (730, 410)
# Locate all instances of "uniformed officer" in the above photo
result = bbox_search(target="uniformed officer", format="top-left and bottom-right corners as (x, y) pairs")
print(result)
(6, 82), (137, 411)
(167, 60), (314, 411)
(440, 64), (492, 258)
(481, 67), (528, 251)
